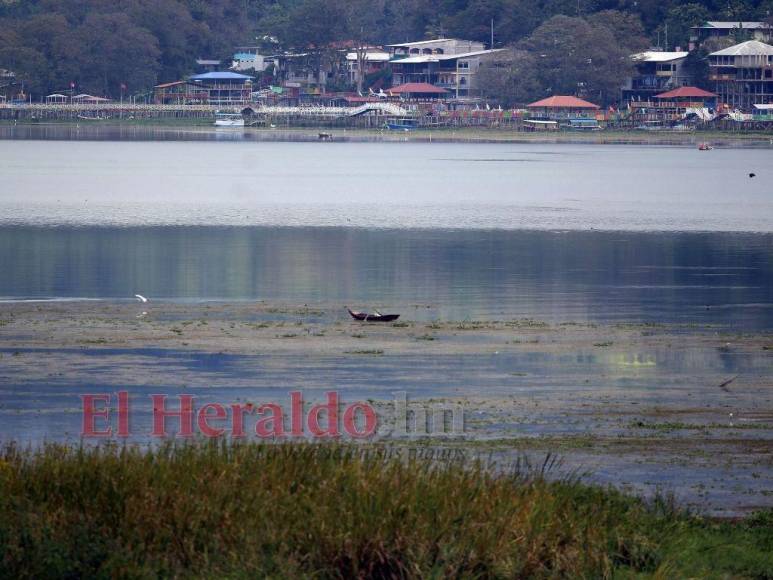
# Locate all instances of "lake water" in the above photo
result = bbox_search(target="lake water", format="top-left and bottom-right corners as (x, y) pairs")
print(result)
(2, 128), (773, 513)
(1, 227), (772, 329)
(1, 127), (772, 231)
(1, 128), (772, 328)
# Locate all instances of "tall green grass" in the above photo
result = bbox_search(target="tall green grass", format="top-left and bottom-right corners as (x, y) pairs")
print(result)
(0, 442), (770, 578)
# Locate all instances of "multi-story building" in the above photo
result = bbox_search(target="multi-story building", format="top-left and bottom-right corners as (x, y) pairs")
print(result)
(231, 48), (270, 73)
(345, 50), (390, 87)
(622, 51), (690, 102)
(154, 72), (253, 105)
(388, 39), (486, 59)
(387, 39), (502, 100)
(690, 21), (772, 50)
(709, 40), (773, 110)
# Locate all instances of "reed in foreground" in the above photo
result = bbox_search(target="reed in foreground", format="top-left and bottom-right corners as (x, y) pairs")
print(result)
(0, 442), (770, 578)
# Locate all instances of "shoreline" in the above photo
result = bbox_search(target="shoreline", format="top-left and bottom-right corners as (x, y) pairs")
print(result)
(1, 299), (771, 516)
(2, 120), (773, 146)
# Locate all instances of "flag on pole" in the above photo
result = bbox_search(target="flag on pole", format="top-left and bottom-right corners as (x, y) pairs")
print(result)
(70, 81), (75, 88)
(120, 83), (127, 90)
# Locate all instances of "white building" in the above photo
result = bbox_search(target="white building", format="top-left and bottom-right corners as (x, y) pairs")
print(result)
(690, 21), (773, 50)
(387, 38), (486, 58)
(386, 38), (502, 99)
(622, 51), (690, 101)
(231, 49), (269, 73)
(709, 40), (773, 109)
(345, 51), (390, 85)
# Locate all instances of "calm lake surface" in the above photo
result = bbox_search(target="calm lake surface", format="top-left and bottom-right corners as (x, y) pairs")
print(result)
(1, 128), (772, 328)
(1, 227), (772, 329)
(1, 127), (772, 231)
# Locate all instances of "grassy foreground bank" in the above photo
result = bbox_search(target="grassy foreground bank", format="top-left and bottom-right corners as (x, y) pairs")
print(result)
(0, 443), (771, 579)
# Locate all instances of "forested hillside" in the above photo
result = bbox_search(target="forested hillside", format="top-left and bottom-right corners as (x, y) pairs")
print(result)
(1, 0), (772, 98)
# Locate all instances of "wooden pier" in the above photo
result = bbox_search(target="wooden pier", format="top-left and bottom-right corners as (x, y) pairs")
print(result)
(0, 102), (411, 129)
(0, 103), (238, 122)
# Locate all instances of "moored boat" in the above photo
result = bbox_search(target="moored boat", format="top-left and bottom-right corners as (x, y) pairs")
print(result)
(214, 112), (245, 127)
(347, 307), (400, 322)
(384, 117), (417, 131)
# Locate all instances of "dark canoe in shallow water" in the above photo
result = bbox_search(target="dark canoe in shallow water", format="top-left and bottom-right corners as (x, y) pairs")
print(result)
(347, 308), (400, 322)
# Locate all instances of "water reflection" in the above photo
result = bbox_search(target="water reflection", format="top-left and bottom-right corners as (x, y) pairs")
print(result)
(1, 227), (771, 329)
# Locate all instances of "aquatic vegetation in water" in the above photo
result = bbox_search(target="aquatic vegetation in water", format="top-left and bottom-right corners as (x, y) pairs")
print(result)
(345, 349), (385, 356)
(630, 421), (773, 432)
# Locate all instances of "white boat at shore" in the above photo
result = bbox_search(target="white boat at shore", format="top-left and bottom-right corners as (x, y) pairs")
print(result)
(214, 112), (244, 127)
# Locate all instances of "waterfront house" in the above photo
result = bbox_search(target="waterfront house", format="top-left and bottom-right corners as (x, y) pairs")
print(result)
(154, 72), (253, 106)
(189, 71), (252, 105)
(623, 86), (717, 127)
(387, 39), (503, 99)
(656, 86), (717, 121)
(153, 81), (190, 105)
(654, 86), (717, 106)
(622, 51), (690, 102)
(526, 96), (600, 120)
(387, 82), (449, 100)
(44, 93), (68, 104)
(71, 94), (111, 104)
(709, 40), (773, 110)
(690, 21), (773, 50)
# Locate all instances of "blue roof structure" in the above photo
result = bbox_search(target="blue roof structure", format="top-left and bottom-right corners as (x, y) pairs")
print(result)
(189, 71), (252, 82)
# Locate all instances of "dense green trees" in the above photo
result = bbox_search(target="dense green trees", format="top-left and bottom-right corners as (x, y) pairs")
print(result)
(521, 14), (644, 104)
(0, 0), (256, 97)
(477, 11), (647, 105)
(477, 48), (540, 106)
(0, 0), (771, 99)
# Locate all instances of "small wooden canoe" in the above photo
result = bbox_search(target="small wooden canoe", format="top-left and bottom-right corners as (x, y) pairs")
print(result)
(347, 308), (400, 322)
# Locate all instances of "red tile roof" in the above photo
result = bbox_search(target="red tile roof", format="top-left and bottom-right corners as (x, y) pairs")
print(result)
(388, 82), (448, 94)
(654, 86), (717, 99)
(527, 96), (600, 109)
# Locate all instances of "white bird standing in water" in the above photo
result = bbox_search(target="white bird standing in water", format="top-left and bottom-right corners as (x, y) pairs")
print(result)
(134, 294), (148, 303)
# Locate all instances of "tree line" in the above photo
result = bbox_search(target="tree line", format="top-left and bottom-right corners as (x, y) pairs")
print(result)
(1, 0), (772, 102)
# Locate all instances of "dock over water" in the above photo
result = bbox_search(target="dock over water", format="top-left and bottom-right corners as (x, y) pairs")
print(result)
(0, 102), (411, 128)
